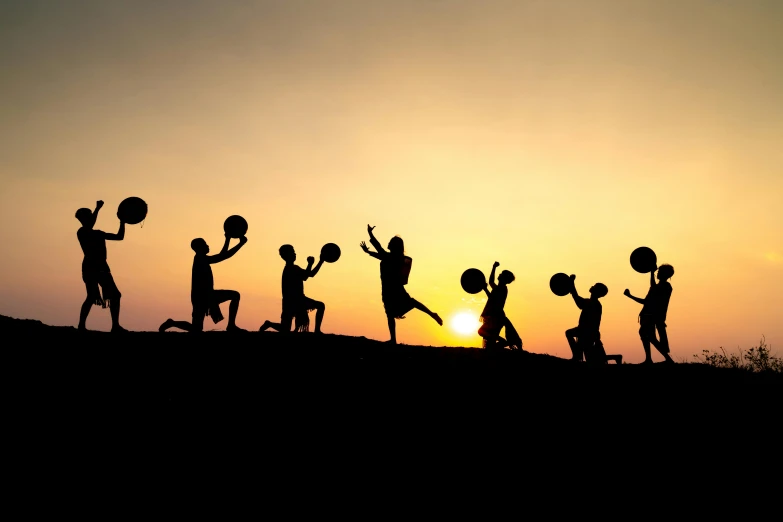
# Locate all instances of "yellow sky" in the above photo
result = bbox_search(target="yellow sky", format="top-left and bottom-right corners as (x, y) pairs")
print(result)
(1, 1), (781, 362)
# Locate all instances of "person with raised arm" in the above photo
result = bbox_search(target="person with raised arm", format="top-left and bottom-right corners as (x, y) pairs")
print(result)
(565, 275), (622, 364)
(75, 200), (127, 332)
(259, 244), (327, 333)
(624, 264), (675, 364)
(478, 261), (521, 351)
(360, 224), (442, 344)
(159, 234), (248, 333)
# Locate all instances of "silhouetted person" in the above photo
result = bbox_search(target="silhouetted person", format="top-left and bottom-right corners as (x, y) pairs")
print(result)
(565, 276), (622, 364)
(259, 244), (326, 333)
(159, 235), (248, 333)
(76, 200), (127, 332)
(479, 262), (522, 350)
(360, 225), (442, 344)
(624, 264), (675, 364)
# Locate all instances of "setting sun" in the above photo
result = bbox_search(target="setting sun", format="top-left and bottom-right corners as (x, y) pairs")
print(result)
(451, 312), (479, 336)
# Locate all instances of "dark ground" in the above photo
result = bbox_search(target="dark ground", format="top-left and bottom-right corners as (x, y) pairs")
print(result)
(4, 314), (781, 493)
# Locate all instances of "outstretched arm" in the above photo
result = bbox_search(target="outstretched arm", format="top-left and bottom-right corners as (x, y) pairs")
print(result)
(360, 241), (382, 260)
(488, 262), (499, 289)
(367, 224), (386, 254)
(623, 289), (646, 305)
(209, 236), (247, 264)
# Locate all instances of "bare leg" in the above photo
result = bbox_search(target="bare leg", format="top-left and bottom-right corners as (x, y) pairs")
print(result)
(213, 290), (244, 331)
(410, 298), (443, 326)
(656, 324), (674, 363)
(160, 319), (194, 332)
(78, 298), (92, 330)
(565, 327), (582, 361)
(387, 314), (397, 344)
(313, 302), (325, 333)
(110, 298), (126, 332)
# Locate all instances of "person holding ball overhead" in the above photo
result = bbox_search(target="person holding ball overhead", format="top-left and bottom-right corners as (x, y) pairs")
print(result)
(159, 233), (248, 333)
(75, 200), (127, 332)
(625, 263), (675, 364)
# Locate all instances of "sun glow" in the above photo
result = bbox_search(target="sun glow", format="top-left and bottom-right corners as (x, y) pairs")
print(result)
(451, 312), (479, 336)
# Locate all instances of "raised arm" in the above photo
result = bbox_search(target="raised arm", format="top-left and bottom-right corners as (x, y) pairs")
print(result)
(488, 262), (499, 289)
(93, 200), (104, 218)
(305, 256), (325, 279)
(209, 236), (247, 264)
(360, 241), (383, 260)
(649, 266), (658, 288)
(104, 217), (125, 241)
(367, 224), (386, 254)
(568, 275), (585, 308)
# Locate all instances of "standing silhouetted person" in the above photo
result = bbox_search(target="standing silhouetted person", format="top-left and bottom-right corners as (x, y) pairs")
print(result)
(259, 244), (326, 333)
(565, 275), (622, 364)
(624, 264), (675, 364)
(76, 200), (127, 332)
(360, 225), (442, 344)
(159, 235), (248, 333)
(479, 261), (522, 350)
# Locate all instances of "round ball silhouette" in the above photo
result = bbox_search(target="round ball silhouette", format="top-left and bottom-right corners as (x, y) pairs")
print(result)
(549, 273), (572, 296)
(320, 243), (341, 263)
(223, 215), (248, 238)
(630, 246), (657, 273)
(117, 197), (148, 225)
(461, 268), (487, 294)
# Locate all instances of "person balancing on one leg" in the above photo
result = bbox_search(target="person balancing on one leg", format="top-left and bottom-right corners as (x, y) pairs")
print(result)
(259, 244), (327, 333)
(624, 264), (675, 364)
(159, 234), (248, 333)
(75, 200), (128, 332)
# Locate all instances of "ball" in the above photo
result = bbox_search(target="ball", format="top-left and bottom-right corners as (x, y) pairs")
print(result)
(460, 268), (487, 294)
(630, 246), (657, 273)
(117, 197), (148, 225)
(320, 243), (341, 263)
(223, 215), (248, 238)
(549, 272), (572, 296)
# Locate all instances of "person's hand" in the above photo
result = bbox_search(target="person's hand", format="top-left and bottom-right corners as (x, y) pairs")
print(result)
(493, 261), (500, 268)
(116, 211), (124, 223)
(652, 264), (658, 272)
(367, 224), (375, 234)
(239, 236), (248, 245)
(360, 241), (369, 252)
(96, 200), (104, 209)
(307, 256), (315, 264)
(569, 274), (576, 281)
(623, 289), (631, 297)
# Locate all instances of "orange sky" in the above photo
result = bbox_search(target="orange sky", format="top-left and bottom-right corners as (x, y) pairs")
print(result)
(1, 1), (781, 362)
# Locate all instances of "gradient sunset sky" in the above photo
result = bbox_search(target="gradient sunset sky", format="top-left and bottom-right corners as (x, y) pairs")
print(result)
(1, 0), (781, 362)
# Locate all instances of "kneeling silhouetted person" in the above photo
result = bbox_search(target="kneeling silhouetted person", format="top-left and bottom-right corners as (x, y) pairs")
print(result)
(259, 244), (326, 333)
(565, 275), (621, 364)
(159, 235), (248, 333)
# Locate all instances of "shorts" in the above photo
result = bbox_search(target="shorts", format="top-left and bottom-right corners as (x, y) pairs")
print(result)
(83, 270), (121, 306)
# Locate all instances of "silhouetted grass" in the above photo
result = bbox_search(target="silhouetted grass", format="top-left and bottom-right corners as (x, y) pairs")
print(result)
(693, 336), (782, 373)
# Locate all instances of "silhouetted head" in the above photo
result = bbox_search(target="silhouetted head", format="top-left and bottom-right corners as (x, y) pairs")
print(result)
(191, 238), (209, 255)
(589, 283), (608, 298)
(75, 208), (95, 228)
(279, 244), (296, 262)
(388, 236), (404, 255)
(657, 264), (674, 281)
(498, 270), (515, 285)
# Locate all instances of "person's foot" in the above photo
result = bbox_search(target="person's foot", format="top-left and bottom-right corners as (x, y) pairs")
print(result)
(159, 319), (173, 332)
(433, 313), (443, 326)
(314, 330), (324, 334)
(616, 355), (623, 364)
(77, 325), (88, 332)
(641, 359), (653, 364)
(227, 325), (247, 332)
(259, 321), (272, 332)
(111, 325), (128, 333)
